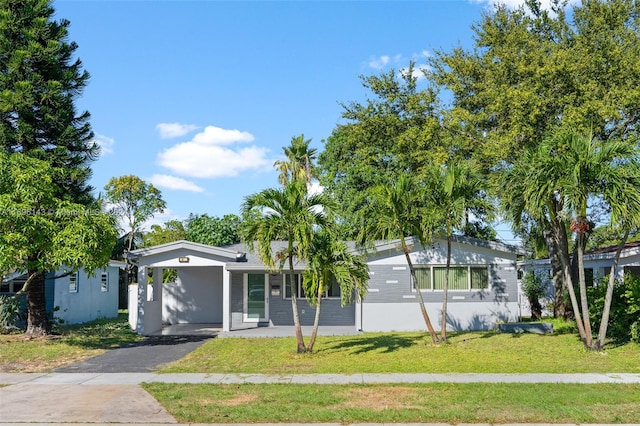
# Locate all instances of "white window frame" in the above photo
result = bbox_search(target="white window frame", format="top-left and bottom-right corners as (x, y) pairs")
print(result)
(101, 272), (109, 292)
(69, 272), (78, 293)
(412, 265), (490, 292)
(283, 273), (304, 299)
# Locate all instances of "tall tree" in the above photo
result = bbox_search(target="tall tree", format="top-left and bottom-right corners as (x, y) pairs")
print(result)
(359, 173), (439, 343)
(104, 175), (166, 251)
(241, 180), (331, 353)
(185, 214), (241, 247)
(303, 229), (369, 352)
(143, 220), (186, 247)
(501, 130), (640, 349)
(274, 134), (318, 186)
(0, 0), (98, 203)
(0, 0), (105, 334)
(432, 0), (640, 164)
(426, 162), (494, 341)
(318, 64), (445, 239)
(0, 153), (116, 335)
(432, 0), (640, 320)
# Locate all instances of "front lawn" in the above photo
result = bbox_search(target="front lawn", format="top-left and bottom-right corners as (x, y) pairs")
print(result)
(144, 382), (640, 424)
(0, 312), (142, 372)
(159, 328), (640, 374)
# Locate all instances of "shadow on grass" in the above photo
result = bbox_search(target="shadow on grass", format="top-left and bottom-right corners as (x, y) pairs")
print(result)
(318, 333), (420, 355)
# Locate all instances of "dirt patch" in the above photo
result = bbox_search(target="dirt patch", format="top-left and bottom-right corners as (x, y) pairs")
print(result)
(333, 386), (425, 411)
(205, 393), (260, 407)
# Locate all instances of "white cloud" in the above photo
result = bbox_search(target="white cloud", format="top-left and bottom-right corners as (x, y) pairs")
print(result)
(92, 133), (115, 155)
(369, 55), (390, 70)
(158, 141), (270, 178)
(156, 122), (199, 139)
(192, 125), (255, 145)
(149, 174), (205, 193)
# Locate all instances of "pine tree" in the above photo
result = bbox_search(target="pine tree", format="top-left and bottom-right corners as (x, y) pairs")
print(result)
(0, 0), (99, 334)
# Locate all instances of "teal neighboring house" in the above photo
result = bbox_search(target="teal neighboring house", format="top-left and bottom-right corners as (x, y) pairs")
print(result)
(1, 261), (125, 325)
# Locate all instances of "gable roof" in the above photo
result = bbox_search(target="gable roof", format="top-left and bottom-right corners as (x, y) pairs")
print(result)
(129, 240), (247, 262)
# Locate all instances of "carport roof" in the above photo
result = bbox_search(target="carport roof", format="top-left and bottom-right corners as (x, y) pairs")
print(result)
(128, 240), (247, 262)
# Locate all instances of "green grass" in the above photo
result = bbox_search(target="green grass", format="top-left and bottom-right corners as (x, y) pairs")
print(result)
(143, 382), (640, 424)
(159, 329), (640, 374)
(0, 312), (142, 372)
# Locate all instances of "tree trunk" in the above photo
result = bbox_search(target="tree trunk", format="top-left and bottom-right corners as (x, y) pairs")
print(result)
(404, 248), (438, 343)
(288, 255), (306, 353)
(544, 229), (566, 318)
(25, 270), (50, 336)
(440, 234), (451, 342)
(552, 213), (588, 345)
(576, 231), (593, 348)
(595, 230), (629, 350)
(307, 286), (323, 352)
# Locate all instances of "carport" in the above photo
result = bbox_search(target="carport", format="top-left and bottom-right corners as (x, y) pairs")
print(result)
(127, 240), (247, 335)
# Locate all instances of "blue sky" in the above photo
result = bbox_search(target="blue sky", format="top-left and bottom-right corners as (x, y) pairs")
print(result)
(54, 0), (548, 244)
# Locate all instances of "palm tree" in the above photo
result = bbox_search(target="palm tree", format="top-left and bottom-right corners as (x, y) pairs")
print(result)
(500, 130), (640, 350)
(359, 172), (439, 343)
(556, 132), (640, 349)
(274, 134), (318, 186)
(427, 162), (494, 342)
(241, 179), (331, 353)
(303, 229), (369, 352)
(500, 136), (588, 345)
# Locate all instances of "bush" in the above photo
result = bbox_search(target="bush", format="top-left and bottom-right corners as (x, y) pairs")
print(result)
(0, 294), (27, 332)
(522, 270), (546, 320)
(587, 273), (640, 344)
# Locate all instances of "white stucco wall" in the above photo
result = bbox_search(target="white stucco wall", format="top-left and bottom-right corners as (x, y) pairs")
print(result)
(361, 301), (518, 332)
(162, 266), (223, 324)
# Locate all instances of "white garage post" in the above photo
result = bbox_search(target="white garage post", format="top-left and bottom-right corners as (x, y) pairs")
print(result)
(136, 265), (148, 334)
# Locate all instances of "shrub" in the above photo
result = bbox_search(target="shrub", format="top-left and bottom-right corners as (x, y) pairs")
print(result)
(587, 273), (640, 344)
(0, 294), (27, 332)
(522, 270), (545, 320)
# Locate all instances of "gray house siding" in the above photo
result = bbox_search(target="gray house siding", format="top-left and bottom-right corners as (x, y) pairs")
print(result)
(229, 271), (355, 328)
(365, 263), (517, 304)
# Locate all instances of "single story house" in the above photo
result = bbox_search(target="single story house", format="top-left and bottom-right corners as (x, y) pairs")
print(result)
(127, 236), (524, 335)
(1, 261), (125, 325)
(517, 241), (640, 317)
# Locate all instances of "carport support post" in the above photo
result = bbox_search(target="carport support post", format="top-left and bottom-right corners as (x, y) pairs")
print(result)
(223, 266), (231, 332)
(136, 265), (148, 334)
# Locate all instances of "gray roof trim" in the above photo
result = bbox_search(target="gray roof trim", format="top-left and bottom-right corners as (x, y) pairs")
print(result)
(364, 235), (526, 256)
(129, 240), (245, 261)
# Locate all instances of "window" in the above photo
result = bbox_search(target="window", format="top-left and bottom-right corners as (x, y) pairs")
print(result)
(101, 272), (109, 292)
(325, 276), (341, 299)
(584, 268), (594, 287)
(69, 273), (78, 293)
(413, 266), (489, 291)
(284, 273), (305, 298)
(1, 281), (9, 293)
(414, 268), (431, 290)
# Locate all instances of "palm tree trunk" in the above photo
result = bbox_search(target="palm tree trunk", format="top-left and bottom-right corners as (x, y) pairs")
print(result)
(595, 229), (629, 350)
(307, 286), (323, 352)
(544, 229), (566, 318)
(577, 231), (593, 348)
(440, 233), (451, 342)
(288, 254), (306, 353)
(403, 248), (438, 343)
(552, 213), (588, 345)
(25, 269), (50, 336)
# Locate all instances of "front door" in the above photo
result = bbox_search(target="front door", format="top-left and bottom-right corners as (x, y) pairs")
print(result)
(243, 273), (268, 322)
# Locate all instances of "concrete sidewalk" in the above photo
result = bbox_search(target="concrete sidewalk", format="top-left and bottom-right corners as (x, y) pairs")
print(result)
(3, 371), (640, 385)
(2, 373), (639, 425)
